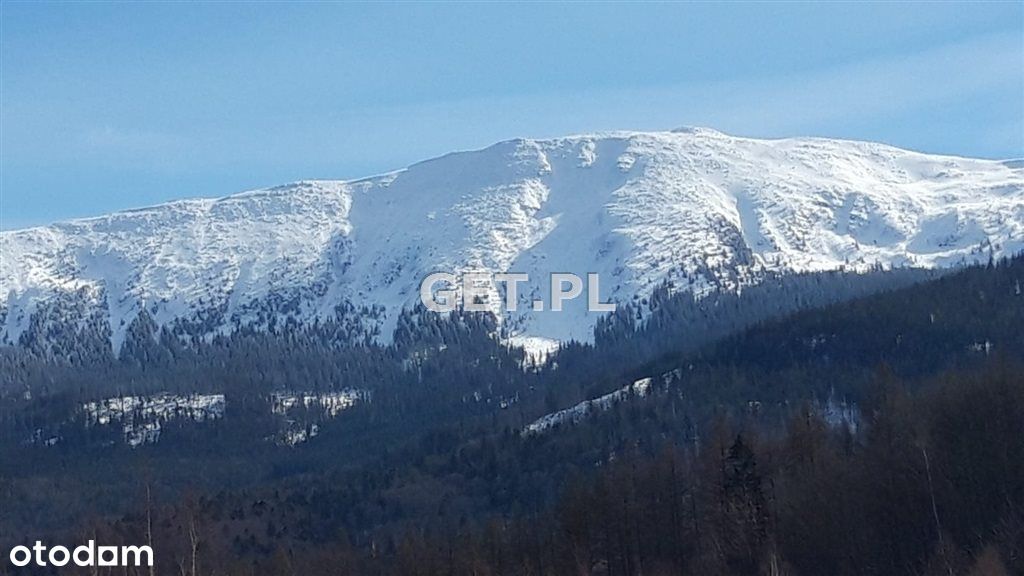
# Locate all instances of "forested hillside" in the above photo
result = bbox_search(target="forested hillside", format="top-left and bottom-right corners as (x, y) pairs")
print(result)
(1, 257), (1022, 575)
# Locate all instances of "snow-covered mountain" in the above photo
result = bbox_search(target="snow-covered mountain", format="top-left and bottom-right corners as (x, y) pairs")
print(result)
(2, 128), (1022, 352)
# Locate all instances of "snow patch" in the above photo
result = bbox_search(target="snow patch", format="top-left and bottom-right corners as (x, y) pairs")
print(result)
(523, 377), (653, 435)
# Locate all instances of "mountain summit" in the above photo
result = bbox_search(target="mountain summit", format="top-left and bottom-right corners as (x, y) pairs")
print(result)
(2, 129), (1022, 351)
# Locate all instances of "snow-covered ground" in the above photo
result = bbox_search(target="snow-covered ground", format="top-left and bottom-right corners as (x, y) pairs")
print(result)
(82, 393), (226, 447)
(38, 390), (368, 447)
(270, 389), (369, 446)
(2, 128), (1021, 351)
(271, 389), (369, 417)
(523, 377), (653, 435)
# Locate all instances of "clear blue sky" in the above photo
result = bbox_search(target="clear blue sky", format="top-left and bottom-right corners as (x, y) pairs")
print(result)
(2, 2), (1022, 229)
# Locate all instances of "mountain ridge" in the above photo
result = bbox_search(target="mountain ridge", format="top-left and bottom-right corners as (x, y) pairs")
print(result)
(2, 128), (1022, 351)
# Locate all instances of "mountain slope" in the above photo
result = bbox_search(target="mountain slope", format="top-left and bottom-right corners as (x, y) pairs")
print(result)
(2, 128), (1022, 350)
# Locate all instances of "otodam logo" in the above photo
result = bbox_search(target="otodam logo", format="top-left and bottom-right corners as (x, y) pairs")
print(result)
(8, 541), (153, 569)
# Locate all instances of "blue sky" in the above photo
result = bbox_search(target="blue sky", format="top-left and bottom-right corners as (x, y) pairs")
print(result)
(1, 2), (1022, 229)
